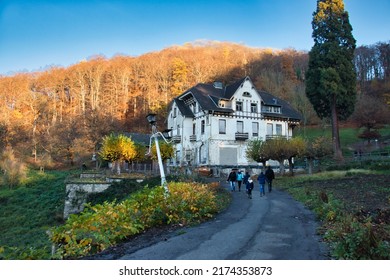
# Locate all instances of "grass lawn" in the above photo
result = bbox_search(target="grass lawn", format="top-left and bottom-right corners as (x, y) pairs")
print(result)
(295, 125), (390, 154)
(0, 170), (70, 259)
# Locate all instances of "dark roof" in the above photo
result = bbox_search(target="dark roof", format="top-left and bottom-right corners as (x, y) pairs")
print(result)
(223, 77), (247, 99)
(124, 132), (150, 145)
(173, 76), (301, 121)
(175, 98), (195, 117)
(259, 91), (302, 121)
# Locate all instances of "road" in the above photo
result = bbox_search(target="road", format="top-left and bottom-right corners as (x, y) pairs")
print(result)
(109, 181), (329, 260)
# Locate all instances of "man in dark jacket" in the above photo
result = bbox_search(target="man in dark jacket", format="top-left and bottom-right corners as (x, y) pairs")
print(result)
(227, 169), (237, 191)
(265, 165), (275, 193)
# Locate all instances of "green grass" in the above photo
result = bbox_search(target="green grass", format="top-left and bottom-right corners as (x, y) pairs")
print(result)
(0, 170), (163, 259)
(0, 169), (230, 259)
(295, 125), (390, 156)
(0, 170), (70, 259)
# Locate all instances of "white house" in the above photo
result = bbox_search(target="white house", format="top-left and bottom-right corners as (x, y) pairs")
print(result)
(166, 76), (301, 171)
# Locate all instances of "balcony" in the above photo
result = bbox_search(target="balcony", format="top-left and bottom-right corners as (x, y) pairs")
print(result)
(171, 135), (181, 143)
(235, 132), (249, 141)
(189, 134), (197, 142)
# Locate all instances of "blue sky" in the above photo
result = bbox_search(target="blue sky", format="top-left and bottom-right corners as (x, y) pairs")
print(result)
(1, 0), (389, 75)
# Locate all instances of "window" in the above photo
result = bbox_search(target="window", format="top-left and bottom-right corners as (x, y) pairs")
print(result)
(219, 119), (226, 134)
(273, 107), (281, 113)
(173, 108), (177, 118)
(237, 121), (244, 133)
(175, 150), (181, 163)
(201, 120), (205, 134)
(252, 122), (259, 137)
(236, 101), (243, 111)
(251, 103), (257, 113)
(276, 124), (282, 135)
(192, 123), (196, 134)
(263, 106), (271, 113)
(243, 91), (252, 97)
(177, 125), (181, 135)
(267, 123), (273, 136)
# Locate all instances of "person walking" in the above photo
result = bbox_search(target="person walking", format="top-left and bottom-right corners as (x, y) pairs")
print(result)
(227, 169), (237, 191)
(236, 170), (244, 192)
(246, 178), (254, 199)
(243, 171), (250, 186)
(265, 165), (275, 193)
(257, 171), (266, 197)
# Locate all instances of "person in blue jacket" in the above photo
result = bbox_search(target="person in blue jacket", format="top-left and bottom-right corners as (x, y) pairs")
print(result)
(236, 170), (244, 192)
(257, 171), (266, 197)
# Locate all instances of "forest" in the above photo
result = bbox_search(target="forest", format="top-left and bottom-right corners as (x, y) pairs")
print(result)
(0, 40), (389, 168)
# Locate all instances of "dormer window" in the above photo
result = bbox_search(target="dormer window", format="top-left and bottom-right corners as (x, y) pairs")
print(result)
(273, 107), (281, 113)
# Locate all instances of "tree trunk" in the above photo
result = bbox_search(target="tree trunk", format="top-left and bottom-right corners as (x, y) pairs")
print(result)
(331, 97), (343, 161)
(112, 160), (121, 175)
(278, 160), (285, 175)
(307, 158), (314, 175)
(288, 157), (294, 176)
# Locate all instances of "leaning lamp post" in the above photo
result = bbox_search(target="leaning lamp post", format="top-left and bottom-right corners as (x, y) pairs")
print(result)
(146, 113), (171, 194)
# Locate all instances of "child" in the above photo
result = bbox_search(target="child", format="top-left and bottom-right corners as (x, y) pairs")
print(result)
(257, 171), (266, 197)
(246, 178), (254, 199)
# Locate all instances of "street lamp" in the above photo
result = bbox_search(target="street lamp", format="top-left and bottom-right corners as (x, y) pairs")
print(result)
(146, 113), (171, 194)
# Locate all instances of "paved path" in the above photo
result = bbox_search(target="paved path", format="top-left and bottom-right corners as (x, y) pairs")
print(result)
(114, 181), (329, 260)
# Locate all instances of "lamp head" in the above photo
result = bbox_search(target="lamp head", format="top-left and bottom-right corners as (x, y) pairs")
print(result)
(162, 129), (172, 140)
(146, 113), (157, 125)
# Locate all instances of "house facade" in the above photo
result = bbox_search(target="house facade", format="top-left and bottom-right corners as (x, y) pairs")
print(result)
(166, 76), (301, 170)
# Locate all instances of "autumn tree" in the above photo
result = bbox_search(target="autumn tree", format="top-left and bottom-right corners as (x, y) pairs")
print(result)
(285, 137), (306, 175)
(245, 139), (270, 169)
(351, 95), (390, 142)
(99, 133), (137, 174)
(264, 137), (289, 175)
(304, 136), (333, 174)
(150, 140), (174, 161)
(306, 0), (357, 160)
(170, 57), (189, 96)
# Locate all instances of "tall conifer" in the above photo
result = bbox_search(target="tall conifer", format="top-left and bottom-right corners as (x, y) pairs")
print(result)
(306, 0), (356, 160)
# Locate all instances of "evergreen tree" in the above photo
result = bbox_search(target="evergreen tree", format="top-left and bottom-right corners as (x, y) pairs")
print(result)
(306, 0), (356, 160)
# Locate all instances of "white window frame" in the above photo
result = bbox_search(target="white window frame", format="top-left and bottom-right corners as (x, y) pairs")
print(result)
(237, 121), (244, 133)
(252, 122), (259, 137)
(219, 119), (226, 134)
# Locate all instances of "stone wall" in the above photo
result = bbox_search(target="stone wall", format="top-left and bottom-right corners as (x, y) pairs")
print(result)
(63, 183), (111, 219)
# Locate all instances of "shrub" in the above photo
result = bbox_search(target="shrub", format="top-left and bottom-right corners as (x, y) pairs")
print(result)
(325, 215), (390, 259)
(50, 181), (224, 259)
(0, 147), (27, 188)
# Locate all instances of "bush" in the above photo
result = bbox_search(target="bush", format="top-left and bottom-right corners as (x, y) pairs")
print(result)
(50, 181), (224, 259)
(0, 147), (27, 188)
(325, 215), (390, 259)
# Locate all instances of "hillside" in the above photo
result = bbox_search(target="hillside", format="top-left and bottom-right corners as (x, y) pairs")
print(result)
(0, 41), (389, 168)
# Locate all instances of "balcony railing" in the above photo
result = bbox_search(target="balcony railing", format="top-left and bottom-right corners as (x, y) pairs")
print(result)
(189, 134), (197, 142)
(171, 135), (181, 143)
(235, 132), (249, 141)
